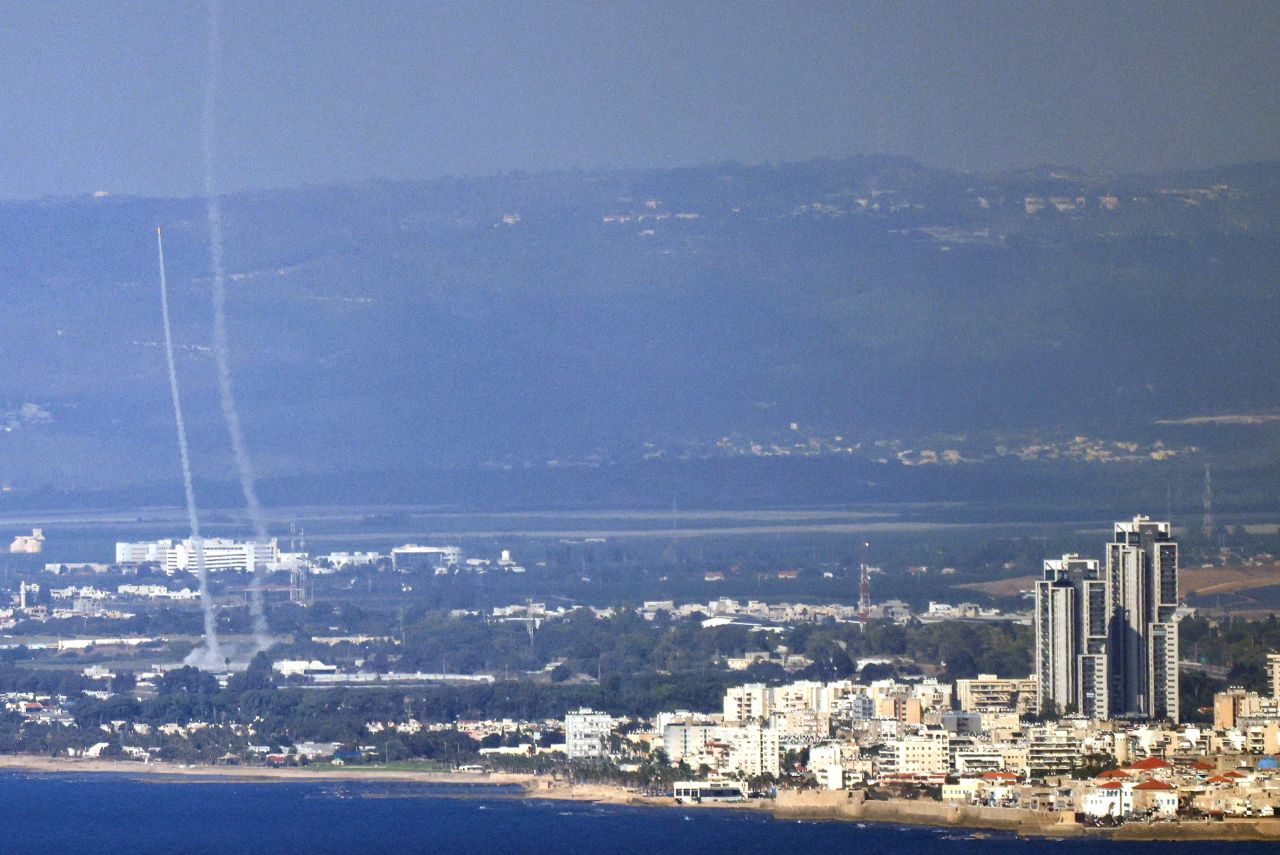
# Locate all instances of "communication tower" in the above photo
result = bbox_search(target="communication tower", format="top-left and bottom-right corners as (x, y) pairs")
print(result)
(858, 540), (871, 619)
(1202, 463), (1214, 540)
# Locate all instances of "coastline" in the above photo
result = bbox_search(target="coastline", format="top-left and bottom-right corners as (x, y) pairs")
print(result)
(0, 755), (537, 788)
(3, 756), (1279, 841)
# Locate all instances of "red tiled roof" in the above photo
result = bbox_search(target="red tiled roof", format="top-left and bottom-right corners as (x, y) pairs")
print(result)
(982, 772), (1018, 780)
(1130, 757), (1172, 770)
(1134, 779), (1175, 791)
(1190, 761), (1215, 771)
(1098, 781), (1127, 790)
(1206, 775), (1232, 784)
(1223, 771), (1246, 778)
(1096, 769), (1131, 779)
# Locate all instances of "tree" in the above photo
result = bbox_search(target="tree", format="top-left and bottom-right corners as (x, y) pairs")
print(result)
(110, 671), (137, 694)
(156, 666), (219, 696)
(227, 652), (276, 695)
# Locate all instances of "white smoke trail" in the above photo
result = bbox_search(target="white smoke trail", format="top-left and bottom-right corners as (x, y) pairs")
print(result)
(202, 0), (272, 651)
(156, 227), (224, 669)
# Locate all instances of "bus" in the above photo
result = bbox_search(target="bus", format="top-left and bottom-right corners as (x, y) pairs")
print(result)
(673, 781), (747, 804)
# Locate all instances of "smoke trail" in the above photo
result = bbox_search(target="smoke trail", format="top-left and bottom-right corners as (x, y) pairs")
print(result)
(157, 227), (224, 669)
(202, 0), (272, 651)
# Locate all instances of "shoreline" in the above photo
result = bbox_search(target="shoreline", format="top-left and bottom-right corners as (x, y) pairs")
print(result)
(3, 756), (1279, 841)
(0, 755), (537, 788)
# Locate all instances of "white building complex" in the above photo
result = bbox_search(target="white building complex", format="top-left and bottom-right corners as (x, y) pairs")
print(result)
(115, 538), (280, 574)
(390, 544), (462, 572)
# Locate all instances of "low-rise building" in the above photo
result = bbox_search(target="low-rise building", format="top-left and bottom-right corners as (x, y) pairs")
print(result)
(956, 674), (1038, 715)
(390, 545), (462, 572)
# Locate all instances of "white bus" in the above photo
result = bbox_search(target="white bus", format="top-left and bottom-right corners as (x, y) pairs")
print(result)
(673, 781), (747, 804)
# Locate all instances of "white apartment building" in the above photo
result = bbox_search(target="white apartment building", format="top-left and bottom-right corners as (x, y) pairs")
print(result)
(832, 692), (876, 721)
(882, 731), (950, 777)
(723, 683), (771, 722)
(955, 674), (1039, 715)
(1026, 723), (1083, 775)
(724, 723), (780, 778)
(660, 720), (780, 778)
(951, 743), (1008, 775)
(724, 680), (864, 724)
(808, 742), (862, 789)
(564, 708), (613, 759)
(771, 680), (828, 714)
(711, 727), (778, 778)
(769, 708), (828, 738)
(662, 721), (720, 765)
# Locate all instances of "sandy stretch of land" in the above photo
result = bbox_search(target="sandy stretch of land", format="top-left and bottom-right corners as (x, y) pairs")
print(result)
(0, 755), (538, 788)
(3, 756), (1279, 841)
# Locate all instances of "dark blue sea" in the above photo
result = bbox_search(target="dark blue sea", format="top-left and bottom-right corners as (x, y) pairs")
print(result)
(3, 773), (1273, 854)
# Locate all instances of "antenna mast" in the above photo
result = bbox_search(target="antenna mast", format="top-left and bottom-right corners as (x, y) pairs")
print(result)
(1202, 463), (1214, 540)
(858, 540), (871, 620)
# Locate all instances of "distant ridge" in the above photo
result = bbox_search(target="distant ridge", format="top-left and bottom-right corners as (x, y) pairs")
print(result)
(0, 156), (1276, 490)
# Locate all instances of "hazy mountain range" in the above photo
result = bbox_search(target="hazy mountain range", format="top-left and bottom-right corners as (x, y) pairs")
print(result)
(0, 155), (1277, 501)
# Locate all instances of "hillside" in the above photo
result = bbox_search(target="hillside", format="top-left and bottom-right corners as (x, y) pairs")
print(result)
(0, 155), (1278, 494)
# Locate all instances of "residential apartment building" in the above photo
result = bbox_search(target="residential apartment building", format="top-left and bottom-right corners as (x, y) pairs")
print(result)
(955, 674), (1039, 715)
(723, 683), (771, 722)
(660, 720), (780, 778)
(564, 708), (613, 759)
(1033, 516), (1179, 722)
(1035, 554), (1108, 718)
(881, 731), (949, 777)
(1107, 516), (1179, 722)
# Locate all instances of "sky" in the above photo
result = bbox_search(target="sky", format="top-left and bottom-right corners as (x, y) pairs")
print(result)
(0, 0), (1276, 199)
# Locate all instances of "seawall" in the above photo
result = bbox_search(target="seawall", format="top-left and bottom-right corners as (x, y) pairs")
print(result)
(771, 791), (1280, 841)
(772, 790), (1084, 837)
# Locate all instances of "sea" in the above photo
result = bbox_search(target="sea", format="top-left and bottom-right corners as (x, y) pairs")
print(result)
(3, 774), (1275, 854)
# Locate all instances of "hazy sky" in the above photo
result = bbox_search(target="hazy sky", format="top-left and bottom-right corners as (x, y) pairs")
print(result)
(0, 0), (1276, 198)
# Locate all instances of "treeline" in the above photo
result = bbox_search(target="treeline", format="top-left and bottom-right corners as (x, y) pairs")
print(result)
(273, 608), (1035, 686)
(3, 656), (743, 761)
(1180, 615), (1280, 691)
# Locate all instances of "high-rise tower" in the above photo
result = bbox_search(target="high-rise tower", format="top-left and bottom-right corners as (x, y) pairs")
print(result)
(1033, 516), (1179, 722)
(1107, 515), (1179, 722)
(1035, 554), (1108, 718)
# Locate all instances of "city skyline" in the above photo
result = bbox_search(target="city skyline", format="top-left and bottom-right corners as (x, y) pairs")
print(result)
(1, 1), (1279, 846)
